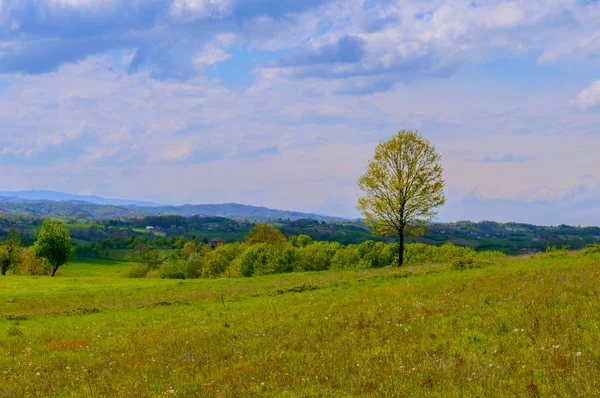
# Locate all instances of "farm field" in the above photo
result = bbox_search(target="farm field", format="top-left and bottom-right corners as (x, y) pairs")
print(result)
(1, 254), (600, 396)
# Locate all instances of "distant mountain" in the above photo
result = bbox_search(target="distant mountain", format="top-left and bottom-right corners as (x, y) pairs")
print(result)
(0, 190), (161, 207)
(0, 192), (346, 222)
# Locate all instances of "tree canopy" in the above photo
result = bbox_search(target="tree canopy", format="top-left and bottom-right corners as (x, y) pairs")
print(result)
(245, 223), (287, 246)
(34, 220), (74, 277)
(357, 130), (446, 266)
(0, 230), (21, 276)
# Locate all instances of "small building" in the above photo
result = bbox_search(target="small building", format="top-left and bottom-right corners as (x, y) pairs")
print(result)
(209, 238), (225, 249)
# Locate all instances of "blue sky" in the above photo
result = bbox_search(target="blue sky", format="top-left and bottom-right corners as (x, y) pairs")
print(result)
(0, 0), (599, 225)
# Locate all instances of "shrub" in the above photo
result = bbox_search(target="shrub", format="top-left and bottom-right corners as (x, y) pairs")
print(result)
(542, 244), (570, 258)
(235, 243), (279, 277)
(582, 244), (600, 255)
(404, 243), (439, 265)
(439, 243), (476, 263)
(274, 244), (296, 274)
(404, 242), (476, 266)
(452, 256), (490, 271)
(294, 242), (340, 272)
(202, 243), (244, 278)
(140, 249), (164, 270)
(379, 243), (399, 267)
(127, 263), (148, 278)
(331, 245), (361, 269)
(159, 260), (186, 279)
(14, 247), (51, 276)
(183, 259), (202, 279)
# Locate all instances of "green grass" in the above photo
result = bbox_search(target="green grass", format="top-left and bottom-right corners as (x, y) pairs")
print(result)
(60, 258), (139, 278)
(1, 253), (599, 396)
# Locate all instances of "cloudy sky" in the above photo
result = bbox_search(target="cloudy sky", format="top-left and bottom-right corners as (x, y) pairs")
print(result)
(0, 0), (599, 225)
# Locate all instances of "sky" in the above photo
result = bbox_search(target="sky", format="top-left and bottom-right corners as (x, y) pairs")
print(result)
(0, 0), (599, 225)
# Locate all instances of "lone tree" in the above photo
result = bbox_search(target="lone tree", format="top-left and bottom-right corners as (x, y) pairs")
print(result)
(357, 130), (445, 266)
(34, 220), (74, 277)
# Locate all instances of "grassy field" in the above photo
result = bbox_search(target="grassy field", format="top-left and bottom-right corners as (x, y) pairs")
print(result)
(1, 254), (599, 396)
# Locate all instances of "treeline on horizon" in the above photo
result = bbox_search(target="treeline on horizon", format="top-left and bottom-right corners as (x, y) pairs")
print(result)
(2, 212), (600, 257)
(3, 216), (600, 279)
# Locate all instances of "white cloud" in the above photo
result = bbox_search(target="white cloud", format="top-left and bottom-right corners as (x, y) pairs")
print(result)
(169, 0), (234, 19)
(2, 1), (600, 223)
(192, 45), (231, 68)
(572, 80), (600, 110)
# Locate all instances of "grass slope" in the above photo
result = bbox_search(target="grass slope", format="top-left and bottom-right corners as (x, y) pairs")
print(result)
(1, 254), (599, 396)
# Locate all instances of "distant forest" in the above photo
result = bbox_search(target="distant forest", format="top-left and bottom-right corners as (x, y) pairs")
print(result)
(1, 204), (599, 257)
(0, 198), (345, 222)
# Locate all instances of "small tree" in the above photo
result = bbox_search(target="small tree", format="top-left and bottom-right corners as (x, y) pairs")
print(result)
(34, 220), (74, 277)
(140, 249), (164, 271)
(245, 223), (287, 246)
(0, 230), (21, 275)
(358, 130), (445, 266)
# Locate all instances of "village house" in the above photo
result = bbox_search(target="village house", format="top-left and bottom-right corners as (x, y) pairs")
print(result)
(209, 238), (225, 249)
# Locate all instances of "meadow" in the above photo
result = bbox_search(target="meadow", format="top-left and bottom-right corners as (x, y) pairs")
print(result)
(1, 252), (600, 397)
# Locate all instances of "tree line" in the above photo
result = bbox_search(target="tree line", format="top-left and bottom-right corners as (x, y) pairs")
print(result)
(127, 223), (505, 279)
(0, 220), (72, 277)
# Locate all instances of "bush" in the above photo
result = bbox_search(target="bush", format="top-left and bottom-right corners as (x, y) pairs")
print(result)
(451, 256), (490, 271)
(294, 242), (340, 272)
(331, 245), (361, 269)
(439, 243), (476, 263)
(404, 242), (476, 265)
(127, 263), (148, 278)
(202, 243), (244, 278)
(582, 244), (600, 255)
(183, 259), (202, 279)
(159, 260), (186, 279)
(542, 244), (570, 258)
(13, 247), (51, 276)
(235, 243), (279, 277)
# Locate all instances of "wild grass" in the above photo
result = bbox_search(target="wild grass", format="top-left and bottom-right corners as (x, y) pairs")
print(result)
(1, 252), (599, 396)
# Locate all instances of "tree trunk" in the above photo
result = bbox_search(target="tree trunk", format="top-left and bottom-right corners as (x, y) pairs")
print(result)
(51, 266), (59, 277)
(398, 230), (404, 267)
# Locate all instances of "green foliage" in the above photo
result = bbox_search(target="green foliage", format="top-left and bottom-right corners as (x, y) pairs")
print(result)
(159, 260), (186, 280)
(139, 248), (164, 270)
(13, 247), (51, 276)
(245, 223), (287, 246)
(450, 250), (505, 271)
(235, 243), (281, 277)
(202, 242), (244, 278)
(127, 263), (148, 278)
(451, 256), (485, 271)
(289, 234), (313, 248)
(582, 244), (600, 254)
(543, 244), (570, 258)
(33, 220), (73, 277)
(0, 230), (22, 276)
(404, 242), (476, 265)
(331, 245), (361, 269)
(294, 241), (340, 272)
(357, 130), (446, 265)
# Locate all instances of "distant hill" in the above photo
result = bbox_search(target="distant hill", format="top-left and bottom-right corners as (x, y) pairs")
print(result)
(0, 193), (346, 222)
(0, 190), (160, 207)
